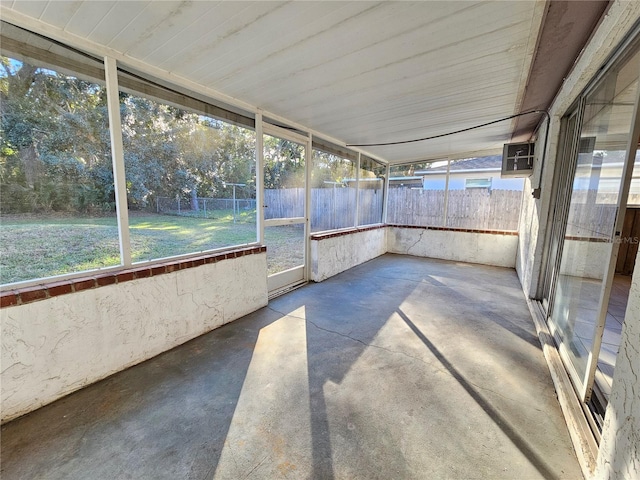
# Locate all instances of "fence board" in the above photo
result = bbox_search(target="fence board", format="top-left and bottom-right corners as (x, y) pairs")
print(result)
(386, 189), (523, 231)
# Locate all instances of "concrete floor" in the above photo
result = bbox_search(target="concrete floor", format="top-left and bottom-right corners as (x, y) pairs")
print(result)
(1, 254), (582, 480)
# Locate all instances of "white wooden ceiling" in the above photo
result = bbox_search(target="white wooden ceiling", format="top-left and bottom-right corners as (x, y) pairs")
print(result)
(1, 1), (546, 163)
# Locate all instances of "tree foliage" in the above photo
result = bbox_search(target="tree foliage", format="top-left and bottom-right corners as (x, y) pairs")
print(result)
(311, 150), (356, 188)
(1, 57), (113, 213)
(0, 56), (268, 215)
(263, 135), (305, 189)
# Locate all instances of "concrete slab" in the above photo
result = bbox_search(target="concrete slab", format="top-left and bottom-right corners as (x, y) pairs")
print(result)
(0, 254), (582, 479)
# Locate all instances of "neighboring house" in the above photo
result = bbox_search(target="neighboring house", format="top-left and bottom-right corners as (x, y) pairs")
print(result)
(416, 155), (525, 191)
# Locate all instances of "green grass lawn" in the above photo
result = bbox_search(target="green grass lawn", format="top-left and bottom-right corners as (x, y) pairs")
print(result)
(1, 210), (307, 284)
(1, 210), (260, 283)
(265, 224), (305, 275)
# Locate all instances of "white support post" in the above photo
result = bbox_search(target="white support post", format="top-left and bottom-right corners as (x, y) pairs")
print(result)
(104, 56), (131, 266)
(256, 111), (265, 244)
(305, 133), (312, 281)
(382, 162), (390, 224)
(354, 153), (361, 227)
(443, 159), (451, 227)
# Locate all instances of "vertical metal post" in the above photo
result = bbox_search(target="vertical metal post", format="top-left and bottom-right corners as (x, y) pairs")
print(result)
(256, 111), (264, 244)
(443, 159), (451, 226)
(333, 182), (337, 229)
(232, 184), (237, 223)
(354, 153), (361, 227)
(104, 56), (131, 267)
(382, 162), (390, 224)
(305, 133), (312, 281)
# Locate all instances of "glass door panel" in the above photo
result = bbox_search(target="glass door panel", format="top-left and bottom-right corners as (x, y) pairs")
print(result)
(263, 129), (307, 292)
(548, 47), (640, 397)
(541, 112), (582, 312)
(591, 150), (640, 410)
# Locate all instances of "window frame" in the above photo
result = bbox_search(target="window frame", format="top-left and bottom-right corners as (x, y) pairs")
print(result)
(0, 27), (261, 290)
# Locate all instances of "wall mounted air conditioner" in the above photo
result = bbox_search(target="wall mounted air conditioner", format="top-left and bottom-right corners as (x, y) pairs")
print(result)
(501, 142), (534, 177)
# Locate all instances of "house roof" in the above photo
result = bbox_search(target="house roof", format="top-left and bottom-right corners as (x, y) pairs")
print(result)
(0, 1), (610, 164)
(419, 155), (504, 174)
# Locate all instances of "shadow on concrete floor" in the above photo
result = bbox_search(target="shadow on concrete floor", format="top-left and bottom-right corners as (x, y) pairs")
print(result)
(1, 254), (582, 479)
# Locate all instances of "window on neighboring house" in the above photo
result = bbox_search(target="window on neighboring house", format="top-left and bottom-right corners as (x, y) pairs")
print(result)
(358, 156), (385, 226)
(0, 37), (120, 284)
(465, 178), (492, 190)
(118, 72), (257, 262)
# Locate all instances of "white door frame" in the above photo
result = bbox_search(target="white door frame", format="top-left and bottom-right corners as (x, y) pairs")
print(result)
(261, 121), (311, 294)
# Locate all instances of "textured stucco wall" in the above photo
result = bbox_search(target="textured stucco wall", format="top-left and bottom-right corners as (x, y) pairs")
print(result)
(310, 228), (386, 282)
(387, 227), (518, 268)
(1, 253), (268, 423)
(516, 165), (546, 298)
(595, 247), (640, 480)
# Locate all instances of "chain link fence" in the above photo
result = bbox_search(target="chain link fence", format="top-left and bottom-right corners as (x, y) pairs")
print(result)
(156, 197), (257, 218)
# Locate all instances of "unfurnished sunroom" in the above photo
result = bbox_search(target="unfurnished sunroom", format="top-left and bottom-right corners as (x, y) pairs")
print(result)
(1, 2), (639, 480)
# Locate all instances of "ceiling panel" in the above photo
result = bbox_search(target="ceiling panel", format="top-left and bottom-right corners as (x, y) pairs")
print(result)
(3, 0), (548, 163)
(125, 2), (221, 60)
(10, 0), (48, 20)
(39, 0), (83, 29)
(187, 2), (354, 83)
(85, 1), (151, 46)
(61, 1), (117, 38)
(155, 2), (287, 72)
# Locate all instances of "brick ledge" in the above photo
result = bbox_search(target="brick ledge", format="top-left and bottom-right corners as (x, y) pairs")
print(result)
(310, 224), (518, 240)
(388, 224), (518, 236)
(310, 224), (385, 241)
(1, 246), (266, 308)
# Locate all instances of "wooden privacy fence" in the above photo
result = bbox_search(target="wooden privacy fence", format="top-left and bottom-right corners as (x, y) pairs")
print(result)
(386, 189), (523, 231)
(158, 189), (639, 235)
(263, 188), (383, 229)
(386, 189), (446, 228)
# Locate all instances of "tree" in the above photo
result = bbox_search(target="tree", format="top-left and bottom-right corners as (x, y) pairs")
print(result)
(263, 135), (305, 189)
(0, 56), (113, 213)
(311, 150), (356, 188)
(1, 55), (259, 215)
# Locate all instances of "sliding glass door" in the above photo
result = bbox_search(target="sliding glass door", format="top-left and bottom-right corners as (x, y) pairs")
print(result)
(546, 42), (640, 403)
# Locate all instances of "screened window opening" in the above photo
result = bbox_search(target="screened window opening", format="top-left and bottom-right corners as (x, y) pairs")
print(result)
(118, 83), (257, 263)
(311, 149), (356, 232)
(445, 156), (524, 230)
(388, 161), (447, 226)
(358, 156), (385, 226)
(0, 50), (119, 284)
(387, 156), (523, 230)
